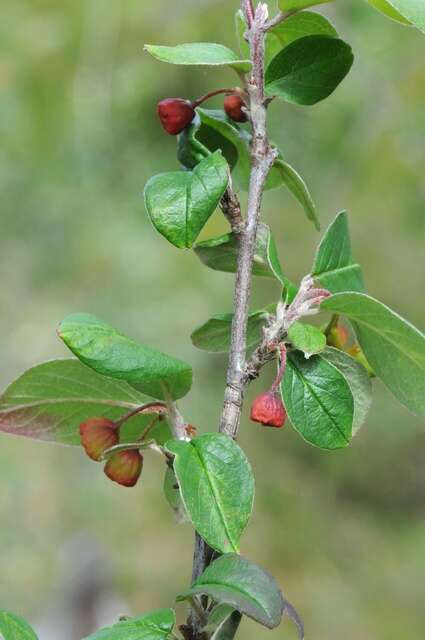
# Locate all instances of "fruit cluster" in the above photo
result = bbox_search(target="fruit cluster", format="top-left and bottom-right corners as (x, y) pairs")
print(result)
(157, 90), (247, 135)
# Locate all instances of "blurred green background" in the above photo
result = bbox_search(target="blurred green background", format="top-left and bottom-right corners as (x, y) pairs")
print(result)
(0, 1), (424, 638)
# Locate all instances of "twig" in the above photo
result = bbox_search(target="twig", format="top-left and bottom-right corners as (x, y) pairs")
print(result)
(219, 2), (276, 439)
(264, 9), (295, 31)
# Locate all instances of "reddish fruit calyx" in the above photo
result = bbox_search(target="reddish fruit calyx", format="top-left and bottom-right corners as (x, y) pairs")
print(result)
(157, 98), (195, 135)
(250, 391), (286, 428)
(80, 417), (119, 461)
(104, 450), (143, 487)
(224, 94), (248, 123)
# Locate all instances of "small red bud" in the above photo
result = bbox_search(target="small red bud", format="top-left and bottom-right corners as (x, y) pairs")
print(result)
(157, 98), (195, 135)
(104, 450), (143, 488)
(80, 417), (119, 461)
(224, 94), (248, 123)
(250, 391), (286, 428)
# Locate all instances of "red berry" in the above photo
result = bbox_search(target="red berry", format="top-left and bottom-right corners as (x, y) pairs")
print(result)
(157, 98), (195, 135)
(80, 417), (119, 461)
(104, 450), (143, 488)
(224, 94), (248, 123)
(250, 391), (286, 428)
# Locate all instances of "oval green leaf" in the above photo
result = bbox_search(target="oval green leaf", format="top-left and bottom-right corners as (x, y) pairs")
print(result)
(275, 159), (320, 230)
(166, 434), (254, 554)
(82, 609), (176, 640)
(191, 308), (271, 353)
(265, 35), (354, 105)
(194, 223), (297, 301)
(270, 11), (338, 47)
(0, 611), (38, 640)
(58, 314), (193, 401)
(177, 554), (284, 629)
(322, 293), (425, 417)
(144, 151), (228, 249)
(366, 0), (411, 23)
(288, 322), (326, 356)
(0, 359), (171, 446)
(178, 108), (291, 193)
(383, 0), (425, 31)
(144, 43), (251, 73)
(321, 347), (372, 435)
(281, 350), (354, 449)
(312, 211), (364, 293)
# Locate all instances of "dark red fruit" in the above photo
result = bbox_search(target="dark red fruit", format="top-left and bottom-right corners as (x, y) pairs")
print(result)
(157, 98), (195, 135)
(104, 450), (143, 487)
(80, 417), (119, 461)
(250, 391), (286, 428)
(224, 94), (248, 123)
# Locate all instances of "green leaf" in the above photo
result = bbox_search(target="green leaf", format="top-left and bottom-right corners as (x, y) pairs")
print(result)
(288, 322), (326, 356)
(163, 466), (188, 522)
(194, 223), (297, 300)
(0, 359), (170, 446)
(0, 611), (38, 640)
(82, 609), (176, 640)
(265, 35), (354, 105)
(177, 553), (284, 629)
(365, 0), (425, 31)
(191, 308), (272, 353)
(383, 0), (425, 31)
(178, 109), (250, 190)
(144, 151), (228, 249)
(144, 43), (251, 73)
(279, 0), (334, 9)
(178, 108), (290, 192)
(312, 211), (364, 294)
(366, 0), (411, 23)
(270, 11), (338, 47)
(211, 613), (241, 640)
(321, 293), (425, 417)
(58, 314), (192, 401)
(203, 605), (237, 635)
(275, 159), (320, 230)
(166, 434), (254, 554)
(281, 350), (354, 449)
(205, 607), (242, 640)
(321, 347), (372, 435)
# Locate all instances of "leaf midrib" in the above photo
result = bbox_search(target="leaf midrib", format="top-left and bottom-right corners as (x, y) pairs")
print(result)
(190, 442), (238, 552)
(289, 360), (351, 443)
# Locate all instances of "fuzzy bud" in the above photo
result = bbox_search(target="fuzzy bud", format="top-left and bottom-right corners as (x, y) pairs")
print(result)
(250, 391), (286, 428)
(80, 417), (119, 461)
(224, 94), (248, 123)
(104, 450), (143, 487)
(157, 98), (195, 135)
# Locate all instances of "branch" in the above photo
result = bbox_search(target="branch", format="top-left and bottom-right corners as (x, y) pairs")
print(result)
(188, 3), (279, 637)
(219, 2), (275, 438)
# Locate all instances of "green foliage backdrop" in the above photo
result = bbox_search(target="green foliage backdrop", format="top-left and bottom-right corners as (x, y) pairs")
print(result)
(0, 1), (424, 638)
